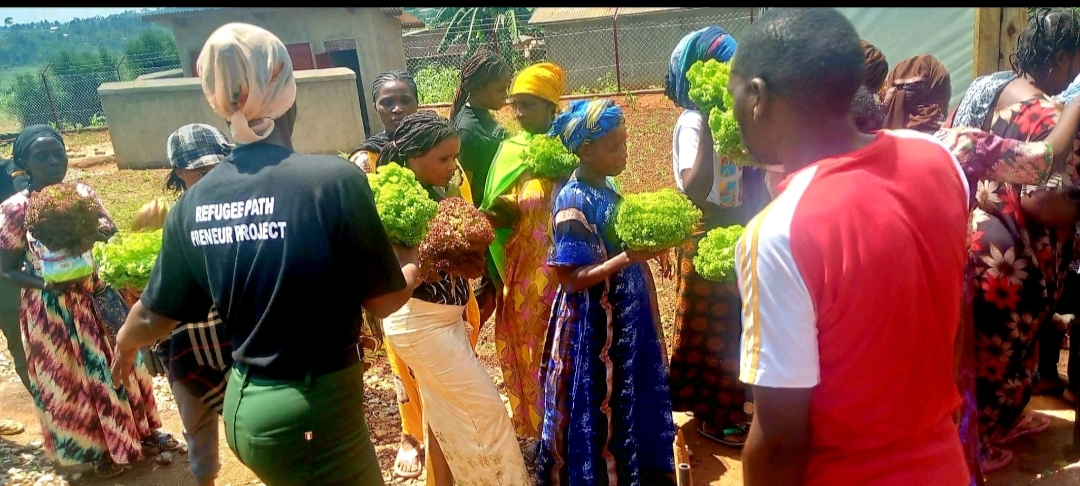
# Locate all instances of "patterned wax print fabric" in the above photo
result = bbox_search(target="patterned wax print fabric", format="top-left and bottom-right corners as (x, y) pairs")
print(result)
(961, 95), (1079, 443)
(493, 175), (561, 438)
(0, 184), (162, 466)
(538, 175), (675, 486)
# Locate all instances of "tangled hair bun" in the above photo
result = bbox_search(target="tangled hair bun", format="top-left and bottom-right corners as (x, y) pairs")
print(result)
(1011, 8), (1080, 84)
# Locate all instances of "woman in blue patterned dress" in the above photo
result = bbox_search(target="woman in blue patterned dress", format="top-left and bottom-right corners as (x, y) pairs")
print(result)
(538, 98), (676, 486)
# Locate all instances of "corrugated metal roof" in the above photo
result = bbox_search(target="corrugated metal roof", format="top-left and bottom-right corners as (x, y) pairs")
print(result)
(142, 7), (423, 28)
(141, 7), (227, 20)
(528, 7), (685, 25)
(397, 11), (425, 29)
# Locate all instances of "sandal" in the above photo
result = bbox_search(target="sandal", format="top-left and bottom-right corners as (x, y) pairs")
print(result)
(95, 460), (128, 479)
(360, 335), (381, 373)
(523, 438), (542, 467)
(142, 430), (183, 456)
(0, 419), (25, 435)
(990, 413), (1051, 445)
(698, 423), (748, 449)
(392, 434), (424, 479)
(980, 446), (1014, 474)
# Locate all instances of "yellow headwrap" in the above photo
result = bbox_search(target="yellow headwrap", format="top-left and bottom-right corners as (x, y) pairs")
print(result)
(509, 62), (566, 105)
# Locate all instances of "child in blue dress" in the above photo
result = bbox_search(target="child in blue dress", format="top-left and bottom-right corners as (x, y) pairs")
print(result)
(538, 98), (676, 486)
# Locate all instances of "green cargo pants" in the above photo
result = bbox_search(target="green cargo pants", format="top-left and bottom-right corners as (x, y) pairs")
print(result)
(223, 362), (384, 486)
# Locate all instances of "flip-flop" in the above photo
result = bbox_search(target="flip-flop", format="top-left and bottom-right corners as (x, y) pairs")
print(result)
(392, 436), (424, 479)
(698, 423), (747, 449)
(95, 460), (128, 479)
(0, 420), (25, 435)
(991, 413), (1051, 446)
(980, 446), (1014, 474)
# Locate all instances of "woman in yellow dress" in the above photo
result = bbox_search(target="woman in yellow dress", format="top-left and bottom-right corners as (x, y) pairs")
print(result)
(480, 62), (566, 442)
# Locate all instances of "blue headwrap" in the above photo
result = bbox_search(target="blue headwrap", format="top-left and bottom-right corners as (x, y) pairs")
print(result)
(550, 99), (624, 153)
(666, 26), (737, 110)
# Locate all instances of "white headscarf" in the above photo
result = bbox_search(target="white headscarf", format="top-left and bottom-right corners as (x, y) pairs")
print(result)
(197, 23), (297, 144)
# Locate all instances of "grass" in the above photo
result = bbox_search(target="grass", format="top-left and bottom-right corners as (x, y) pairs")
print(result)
(68, 166), (172, 231)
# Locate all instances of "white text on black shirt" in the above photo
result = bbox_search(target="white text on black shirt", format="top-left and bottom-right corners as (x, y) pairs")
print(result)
(190, 197), (287, 246)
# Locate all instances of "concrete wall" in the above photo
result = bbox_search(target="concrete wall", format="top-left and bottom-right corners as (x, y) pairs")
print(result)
(541, 8), (755, 92)
(152, 7), (406, 135)
(136, 68), (184, 81)
(98, 68), (364, 170)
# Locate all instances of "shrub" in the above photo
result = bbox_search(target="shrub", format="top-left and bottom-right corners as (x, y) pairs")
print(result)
(1, 73), (52, 128)
(414, 64), (460, 105)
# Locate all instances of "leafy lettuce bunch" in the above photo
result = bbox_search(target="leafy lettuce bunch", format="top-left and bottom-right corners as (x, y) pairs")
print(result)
(419, 197), (495, 279)
(368, 162), (439, 247)
(693, 225), (745, 283)
(686, 59), (753, 165)
(523, 134), (580, 180)
(614, 188), (702, 252)
(93, 229), (163, 291)
(26, 183), (101, 255)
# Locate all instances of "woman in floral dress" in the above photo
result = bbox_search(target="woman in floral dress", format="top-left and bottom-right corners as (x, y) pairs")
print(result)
(0, 124), (173, 478)
(859, 59), (1080, 478)
(947, 8), (1080, 471)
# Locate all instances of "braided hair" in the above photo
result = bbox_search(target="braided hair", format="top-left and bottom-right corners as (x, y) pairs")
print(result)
(448, 49), (512, 121)
(371, 69), (418, 102)
(375, 110), (459, 168)
(1012, 8), (1080, 87)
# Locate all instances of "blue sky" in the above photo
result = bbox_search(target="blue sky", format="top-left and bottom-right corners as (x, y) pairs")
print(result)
(0, 8), (149, 25)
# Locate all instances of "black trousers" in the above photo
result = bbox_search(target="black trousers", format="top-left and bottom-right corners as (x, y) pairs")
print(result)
(0, 279), (28, 394)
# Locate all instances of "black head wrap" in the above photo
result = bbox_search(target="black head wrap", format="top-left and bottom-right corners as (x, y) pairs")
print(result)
(12, 124), (64, 171)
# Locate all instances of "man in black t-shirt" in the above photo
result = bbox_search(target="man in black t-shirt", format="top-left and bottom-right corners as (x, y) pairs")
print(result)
(110, 23), (419, 486)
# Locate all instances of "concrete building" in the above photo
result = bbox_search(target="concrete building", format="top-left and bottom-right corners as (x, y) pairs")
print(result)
(528, 8), (757, 92)
(100, 68), (366, 169)
(142, 7), (424, 136)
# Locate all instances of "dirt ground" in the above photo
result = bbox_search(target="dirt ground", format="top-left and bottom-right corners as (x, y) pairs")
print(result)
(0, 93), (1077, 485)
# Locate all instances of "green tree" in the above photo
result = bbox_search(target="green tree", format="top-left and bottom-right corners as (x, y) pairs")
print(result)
(122, 29), (181, 77)
(432, 8), (535, 59)
(48, 46), (118, 128)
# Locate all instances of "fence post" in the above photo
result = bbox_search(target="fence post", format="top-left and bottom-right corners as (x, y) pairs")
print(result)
(115, 55), (126, 82)
(492, 15), (501, 55)
(40, 63), (61, 130)
(612, 8), (622, 94)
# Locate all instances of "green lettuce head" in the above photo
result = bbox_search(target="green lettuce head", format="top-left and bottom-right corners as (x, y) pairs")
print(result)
(693, 224), (745, 283)
(614, 188), (702, 252)
(368, 162), (439, 247)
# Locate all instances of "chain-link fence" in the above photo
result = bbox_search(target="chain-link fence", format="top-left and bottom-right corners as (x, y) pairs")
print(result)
(0, 50), (181, 134)
(405, 8), (757, 105)
(1, 10), (756, 133)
